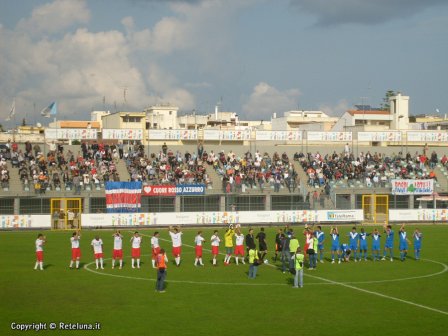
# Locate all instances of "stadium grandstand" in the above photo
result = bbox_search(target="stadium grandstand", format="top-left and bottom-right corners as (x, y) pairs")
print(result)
(1, 131), (448, 229)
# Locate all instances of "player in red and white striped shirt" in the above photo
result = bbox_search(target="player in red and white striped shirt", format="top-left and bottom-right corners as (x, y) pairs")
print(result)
(69, 231), (81, 269)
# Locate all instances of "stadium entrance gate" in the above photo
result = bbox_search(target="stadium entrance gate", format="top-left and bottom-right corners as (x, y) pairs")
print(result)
(50, 198), (82, 230)
(362, 194), (389, 224)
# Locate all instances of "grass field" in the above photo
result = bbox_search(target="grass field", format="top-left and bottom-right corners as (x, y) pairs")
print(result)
(1, 224), (448, 336)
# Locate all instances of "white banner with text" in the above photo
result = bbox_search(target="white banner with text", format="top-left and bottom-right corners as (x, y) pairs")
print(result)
(45, 129), (98, 140)
(255, 131), (302, 141)
(102, 129), (143, 140)
(307, 131), (352, 142)
(358, 131), (402, 142)
(148, 129), (198, 140)
(406, 131), (448, 142)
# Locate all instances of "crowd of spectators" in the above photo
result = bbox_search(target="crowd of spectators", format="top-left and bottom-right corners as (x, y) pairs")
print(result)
(298, 148), (440, 189)
(3, 138), (448, 196)
(1, 139), (120, 194)
(125, 142), (212, 187)
(0, 157), (10, 189)
(214, 149), (299, 193)
(124, 144), (299, 193)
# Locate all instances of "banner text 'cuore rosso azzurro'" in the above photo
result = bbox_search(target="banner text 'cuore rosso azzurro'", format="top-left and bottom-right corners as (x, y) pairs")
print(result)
(142, 184), (206, 196)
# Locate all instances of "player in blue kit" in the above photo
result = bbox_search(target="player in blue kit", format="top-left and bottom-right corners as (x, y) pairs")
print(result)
(314, 225), (325, 263)
(358, 227), (370, 261)
(339, 243), (351, 262)
(382, 224), (394, 261)
(398, 224), (410, 261)
(413, 228), (423, 260)
(330, 226), (340, 264)
(371, 228), (381, 261)
(348, 227), (359, 262)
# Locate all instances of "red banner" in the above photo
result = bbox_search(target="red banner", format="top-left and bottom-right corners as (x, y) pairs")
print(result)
(142, 185), (176, 196)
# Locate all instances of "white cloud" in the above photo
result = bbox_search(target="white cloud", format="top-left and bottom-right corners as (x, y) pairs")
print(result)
(146, 63), (195, 109)
(0, 0), (261, 122)
(242, 82), (301, 120)
(17, 0), (90, 34)
(0, 0), (204, 121)
(290, 0), (448, 26)
(319, 99), (350, 117)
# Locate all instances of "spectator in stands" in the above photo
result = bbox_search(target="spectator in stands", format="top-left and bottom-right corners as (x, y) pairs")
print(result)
(441, 154), (448, 167)
(73, 174), (81, 195)
(430, 151), (438, 169)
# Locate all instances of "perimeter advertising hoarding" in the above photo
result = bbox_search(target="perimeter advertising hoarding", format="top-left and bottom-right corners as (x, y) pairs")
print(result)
(0, 215), (51, 229)
(389, 209), (448, 222)
(80, 209), (364, 227)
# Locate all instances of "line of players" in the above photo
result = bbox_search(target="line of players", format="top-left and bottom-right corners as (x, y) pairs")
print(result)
(326, 224), (423, 264)
(33, 223), (423, 271)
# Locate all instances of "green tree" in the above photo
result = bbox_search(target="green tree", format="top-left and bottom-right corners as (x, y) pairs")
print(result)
(381, 90), (396, 110)
(0, 124), (4, 132)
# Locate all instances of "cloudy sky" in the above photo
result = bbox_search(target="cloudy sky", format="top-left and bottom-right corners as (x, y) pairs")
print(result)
(0, 0), (447, 126)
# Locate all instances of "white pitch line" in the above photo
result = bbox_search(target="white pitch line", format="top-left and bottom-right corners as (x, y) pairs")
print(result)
(305, 272), (448, 316)
(331, 258), (448, 285)
(140, 231), (448, 285)
(83, 255), (292, 286)
(84, 231), (448, 312)
(146, 231), (448, 315)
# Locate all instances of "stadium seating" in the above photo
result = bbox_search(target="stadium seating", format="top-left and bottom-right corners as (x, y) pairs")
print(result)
(298, 150), (441, 191)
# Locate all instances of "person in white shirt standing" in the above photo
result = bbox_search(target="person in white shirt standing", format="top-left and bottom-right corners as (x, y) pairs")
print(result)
(130, 231), (142, 269)
(35, 233), (46, 270)
(91, 235), (104, 270)
(112, 230), (123, 269)
(194, 231), (205, 266)
(234, 227), (246, 265)
(168, 226), (183, 267)
(210, 230), (220, 266)
(151, 232), (160, 268)
(69, 230), (81, 269)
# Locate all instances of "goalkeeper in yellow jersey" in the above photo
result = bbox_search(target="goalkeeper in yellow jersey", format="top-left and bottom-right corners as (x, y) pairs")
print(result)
(224, 224), (235, 265)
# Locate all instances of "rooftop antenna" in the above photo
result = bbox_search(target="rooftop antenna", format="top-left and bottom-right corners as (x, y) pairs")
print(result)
(215, 97), (222, 120)
(123, 88), (128, 104)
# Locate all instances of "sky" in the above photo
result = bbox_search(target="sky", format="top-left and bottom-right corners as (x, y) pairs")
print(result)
(0, 0), (447, 126)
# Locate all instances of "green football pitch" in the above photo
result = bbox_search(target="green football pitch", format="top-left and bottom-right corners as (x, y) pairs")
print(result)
(1, 224), (447, 336)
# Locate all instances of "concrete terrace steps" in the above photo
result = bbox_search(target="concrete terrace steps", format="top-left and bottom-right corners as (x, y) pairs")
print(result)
(4, 161), (23, 194)
(114, 159), (129, 182)
(434, 165), (448, 191)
